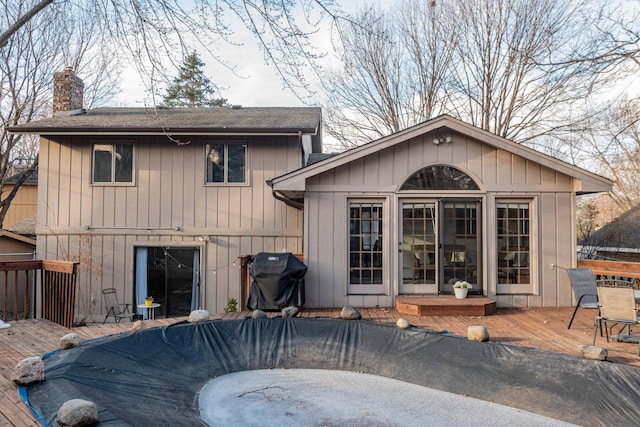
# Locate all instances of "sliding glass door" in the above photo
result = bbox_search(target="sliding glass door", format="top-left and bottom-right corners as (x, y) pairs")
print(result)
(135, 247), (200, 318)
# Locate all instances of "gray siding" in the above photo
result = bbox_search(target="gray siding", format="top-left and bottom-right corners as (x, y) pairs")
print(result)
(37, 135), (304, 316)
(303, 131), (577, 308)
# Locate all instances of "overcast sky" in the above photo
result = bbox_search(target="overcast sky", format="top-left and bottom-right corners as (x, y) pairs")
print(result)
(111, 2), (381, 109)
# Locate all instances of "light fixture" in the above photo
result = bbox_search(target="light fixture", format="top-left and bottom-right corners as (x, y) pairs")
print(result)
(433, 131), (452, 145)
(199, 235), (210, 242)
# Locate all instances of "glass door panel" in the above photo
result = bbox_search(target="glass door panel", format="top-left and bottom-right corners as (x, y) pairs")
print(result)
(400, 203), (438, 294)
(441, 201), (481, 294)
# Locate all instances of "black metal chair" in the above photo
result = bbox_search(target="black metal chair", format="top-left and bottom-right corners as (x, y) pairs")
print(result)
(102, 288), (135, 324)
(566, 268), (600, 330)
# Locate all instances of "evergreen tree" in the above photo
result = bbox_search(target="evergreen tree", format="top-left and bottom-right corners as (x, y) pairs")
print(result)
(163, 52), (227, 107)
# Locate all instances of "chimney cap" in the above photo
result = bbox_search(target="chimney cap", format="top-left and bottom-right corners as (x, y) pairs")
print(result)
(64, 66), (74, 73)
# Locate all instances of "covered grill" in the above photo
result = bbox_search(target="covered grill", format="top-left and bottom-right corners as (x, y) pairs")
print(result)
(247, 252), (306, 310)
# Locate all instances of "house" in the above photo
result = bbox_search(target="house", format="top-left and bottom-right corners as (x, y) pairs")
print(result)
(1, 169), (38, 229)
(8, 69), (614, 317)
(8, 69), (321, 318)
(579, 203), (640, 262)
(269, 116), (613, 308)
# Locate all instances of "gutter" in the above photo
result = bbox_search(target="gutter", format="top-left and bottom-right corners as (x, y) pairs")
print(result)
(266, 179), (304, 210)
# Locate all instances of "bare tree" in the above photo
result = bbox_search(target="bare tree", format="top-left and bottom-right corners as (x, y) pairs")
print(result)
(324, 7), (409, 146)
(324, 3), (456, 148)
(323, 0), (638, 148)
(1, 0), (345, 104)
(0, 0), (118, 228)
(579, 98), (640, 212)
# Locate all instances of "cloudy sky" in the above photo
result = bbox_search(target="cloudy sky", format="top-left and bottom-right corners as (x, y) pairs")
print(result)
(112, 2), (379, 109)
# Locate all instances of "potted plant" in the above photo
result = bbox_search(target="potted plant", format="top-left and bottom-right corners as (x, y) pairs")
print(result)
(144, 296), (154, 306)
(453, 281), (472, 299)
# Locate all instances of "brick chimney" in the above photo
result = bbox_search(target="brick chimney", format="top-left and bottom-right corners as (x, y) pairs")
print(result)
(53, 67), (84, 116)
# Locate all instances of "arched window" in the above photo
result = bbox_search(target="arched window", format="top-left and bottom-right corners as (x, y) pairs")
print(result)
(400, 165), (479, 191)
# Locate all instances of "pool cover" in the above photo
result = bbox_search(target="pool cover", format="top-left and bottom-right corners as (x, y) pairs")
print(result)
(19, 318), (640, 426)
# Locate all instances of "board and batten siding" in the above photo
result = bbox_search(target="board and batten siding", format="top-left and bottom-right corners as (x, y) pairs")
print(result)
(303, 131), (577, 308)
(36, 135), (303, 316)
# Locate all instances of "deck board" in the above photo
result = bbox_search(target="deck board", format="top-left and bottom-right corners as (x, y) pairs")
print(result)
(1, 307), (639, 426)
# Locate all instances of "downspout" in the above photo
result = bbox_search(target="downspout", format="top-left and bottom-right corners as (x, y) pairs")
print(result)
(266, 179), (304, 210)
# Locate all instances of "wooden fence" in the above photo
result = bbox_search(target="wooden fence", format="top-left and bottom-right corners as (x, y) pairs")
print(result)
(578, 259), (640, 287)
(0, 260), (79, 328)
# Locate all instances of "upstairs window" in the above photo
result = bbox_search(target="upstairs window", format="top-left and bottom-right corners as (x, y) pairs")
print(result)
(92, 143), (134, 184)
(205, 143), (247, 184)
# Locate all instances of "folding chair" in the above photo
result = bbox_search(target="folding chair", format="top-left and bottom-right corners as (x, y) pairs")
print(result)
(593, 285), (640, 356)
(566, 268), (600, 330)
(102, 288), (136, 324)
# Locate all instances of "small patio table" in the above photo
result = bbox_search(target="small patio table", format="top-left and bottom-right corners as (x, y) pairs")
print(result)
(137, 303), (161, 320)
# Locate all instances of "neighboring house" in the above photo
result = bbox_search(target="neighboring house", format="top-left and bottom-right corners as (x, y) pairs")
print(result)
(1, 169), (38, 229)
(579, 204), (640, 262)
(8, 69), (321, 317)
(8, 69), (614, 315)
(270, 116), (613, 308)
(0, 226), (36, 321)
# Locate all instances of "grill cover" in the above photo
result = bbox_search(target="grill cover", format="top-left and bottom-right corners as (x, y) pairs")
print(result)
(247, 252), (306, 310)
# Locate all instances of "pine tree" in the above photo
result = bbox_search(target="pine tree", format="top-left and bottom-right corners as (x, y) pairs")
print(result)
(163, 52), (227, 107)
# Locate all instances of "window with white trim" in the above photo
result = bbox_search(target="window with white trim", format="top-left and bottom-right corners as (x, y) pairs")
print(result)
(349, 202), (384, 286)
(92, 143), (134, 184)
(205, 143), (247, 184)
(496, 201), (533, 292)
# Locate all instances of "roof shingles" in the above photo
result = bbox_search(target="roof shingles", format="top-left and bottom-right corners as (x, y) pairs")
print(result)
(8, 107), (322, 135)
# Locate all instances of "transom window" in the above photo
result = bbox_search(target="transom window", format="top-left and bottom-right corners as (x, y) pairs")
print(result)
(205, 143), (247, 184)
(497, 201), (530, 286)
(349, 202), (384, 286)
(400, 165), (479, 191)
(92, 143), (134, 184)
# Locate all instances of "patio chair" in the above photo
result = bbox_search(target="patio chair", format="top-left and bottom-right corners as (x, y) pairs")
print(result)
(566, 268), (600, 330)
(102, 288), (136, 324)
(593, 285), (640, 356)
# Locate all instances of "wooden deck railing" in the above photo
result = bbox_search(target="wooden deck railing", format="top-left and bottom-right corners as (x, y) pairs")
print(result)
(578, 259), (640, 287)
(0, 260), (79, 328)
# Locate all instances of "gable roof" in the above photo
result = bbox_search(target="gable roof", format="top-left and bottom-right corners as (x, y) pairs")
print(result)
(0, 229), (36, 246)
(270, 115), (612, 196)
(8, 106), (322, 135)
(580, 204), (640, 250)
(5, 169), (38, 185)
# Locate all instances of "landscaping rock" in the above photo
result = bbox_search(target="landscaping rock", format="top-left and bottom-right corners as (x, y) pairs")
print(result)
(396, 318), (410, 329)
(340, 305), (361, 320)
(467, 325), (490, 342)
(57, 399), (98, 427)
(11, 356), (44, 385)
(252, 309), (267, 319)
(59, 333), (82, 350)
(282, 306), (300, 318)
(577, 345), (608, 361)
(188, 309), (211, 323)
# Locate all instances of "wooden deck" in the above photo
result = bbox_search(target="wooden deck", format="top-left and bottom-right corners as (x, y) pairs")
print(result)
(2, 307), (640, 426)
(396, 295), (497, 316)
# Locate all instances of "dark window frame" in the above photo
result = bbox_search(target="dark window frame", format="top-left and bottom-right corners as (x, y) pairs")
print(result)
(205, 142), (248, 185)
(92, 142), (135, 185)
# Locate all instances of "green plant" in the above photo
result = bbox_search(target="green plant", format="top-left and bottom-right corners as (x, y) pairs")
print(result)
(224, 297), (238, 313)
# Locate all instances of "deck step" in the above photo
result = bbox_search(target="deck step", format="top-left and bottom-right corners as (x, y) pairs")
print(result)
(396, 295), (497, 316)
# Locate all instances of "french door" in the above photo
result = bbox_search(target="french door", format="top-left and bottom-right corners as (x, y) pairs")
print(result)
(400, 200), (481, 295)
